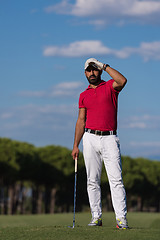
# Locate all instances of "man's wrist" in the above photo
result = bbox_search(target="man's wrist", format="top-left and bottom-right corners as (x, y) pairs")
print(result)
(73, 144), (79, 148)
(103, 64), (110, 71)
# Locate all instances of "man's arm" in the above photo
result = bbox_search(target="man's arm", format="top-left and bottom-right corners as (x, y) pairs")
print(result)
(104, 65), (127, 92)
(85, 58), (127, 92)
(71, 108), (86, 160)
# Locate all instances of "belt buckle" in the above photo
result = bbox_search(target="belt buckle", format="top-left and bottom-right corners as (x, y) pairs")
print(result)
(95, 130), (98, 135)
(95, 130), (103, 135)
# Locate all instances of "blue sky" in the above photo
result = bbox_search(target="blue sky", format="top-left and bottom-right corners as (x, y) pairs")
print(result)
(0, 0), (160, 160)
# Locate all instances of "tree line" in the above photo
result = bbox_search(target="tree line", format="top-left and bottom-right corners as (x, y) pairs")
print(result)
(0, 137), (160, 215)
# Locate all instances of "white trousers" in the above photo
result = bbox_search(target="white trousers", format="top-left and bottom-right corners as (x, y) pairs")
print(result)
(83, 132), (127, 219)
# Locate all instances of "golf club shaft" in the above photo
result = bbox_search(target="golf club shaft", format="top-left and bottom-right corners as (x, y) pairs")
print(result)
(73, 157), (78, 227)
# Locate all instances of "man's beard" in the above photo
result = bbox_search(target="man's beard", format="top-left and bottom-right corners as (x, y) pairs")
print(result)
(87, 74), (101, 85)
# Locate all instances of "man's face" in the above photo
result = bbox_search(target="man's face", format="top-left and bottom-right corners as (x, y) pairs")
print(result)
(85, 66), (102, 85)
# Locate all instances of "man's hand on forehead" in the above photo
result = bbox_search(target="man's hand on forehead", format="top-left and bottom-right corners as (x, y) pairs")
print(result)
(85, 58), (104, 71)
(90, 59), (104, 70)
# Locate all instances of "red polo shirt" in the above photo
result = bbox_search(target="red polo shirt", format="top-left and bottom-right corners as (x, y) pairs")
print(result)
(79, 80), (119, 131)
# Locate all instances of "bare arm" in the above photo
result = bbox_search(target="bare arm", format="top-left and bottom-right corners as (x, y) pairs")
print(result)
(104, 65), (127, 92)
(71, 108), (86, 160)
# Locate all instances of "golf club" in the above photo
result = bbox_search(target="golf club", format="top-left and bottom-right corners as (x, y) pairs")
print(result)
(68, 157), (78, 229)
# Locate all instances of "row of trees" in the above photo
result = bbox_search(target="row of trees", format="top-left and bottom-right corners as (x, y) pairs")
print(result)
(0, 137), (160, 215)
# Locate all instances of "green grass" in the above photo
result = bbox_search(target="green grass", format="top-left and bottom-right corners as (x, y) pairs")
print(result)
(0, 212), (160, 240)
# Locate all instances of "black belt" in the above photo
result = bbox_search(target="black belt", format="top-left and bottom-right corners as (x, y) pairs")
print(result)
(85, 128), (117, 136)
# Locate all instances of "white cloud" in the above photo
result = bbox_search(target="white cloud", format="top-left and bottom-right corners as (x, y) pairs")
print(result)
(138, 41), (160, 61)
(1, 81), (84, 145)
(0, 104), (77, 131)
(123, 140), (160, 159)
(130, 141), (160, 147)
(88, 20), (107, 28)
(19, 91), (46, 98)
(43, 40), (160, 61)
(30, 9), (39, 14)
(0, 113), (13, 119)
(126, 122), (147, 129)
(44, 0), (160, 26)
(125, 0), (160, 17)
(120, 115), (160, 129)
(0, 104), (78, 147)
(1, 105), (160, 158)
(44, 0), (72, 14)
(43, 41), (112, 57)
(19, 81), (84, 98)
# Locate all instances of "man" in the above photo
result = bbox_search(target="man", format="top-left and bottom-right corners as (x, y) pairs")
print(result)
(71, 58), (128, 229)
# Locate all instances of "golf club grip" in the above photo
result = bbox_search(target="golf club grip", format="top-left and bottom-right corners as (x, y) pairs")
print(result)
(75, 157), (78, 173)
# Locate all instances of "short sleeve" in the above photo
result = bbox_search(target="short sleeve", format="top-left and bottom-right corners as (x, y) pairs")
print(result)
(79, 93), (85, 108)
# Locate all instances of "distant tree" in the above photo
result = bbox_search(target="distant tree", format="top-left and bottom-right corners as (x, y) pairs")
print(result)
(1, 137), (160, 215)
(0, 138), (19, 214)
(38, 146), (88, 213)
(136, 158), (160, 211)
(154, 161), (160, 211)
(122, 156), (160, 212)
(37, 145), (71, 213)
(14, 141), (40, 214)
(122, 156), (146, 211)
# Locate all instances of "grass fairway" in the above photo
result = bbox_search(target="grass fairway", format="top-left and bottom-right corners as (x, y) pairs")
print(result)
(0, 212), (160, 240)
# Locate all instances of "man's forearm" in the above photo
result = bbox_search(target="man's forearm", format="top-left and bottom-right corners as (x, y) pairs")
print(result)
(73, 119), (85, 148)
(72, 119), (85, 159)
(105, 66), (126, 83)
(72, 108), (86, 160)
